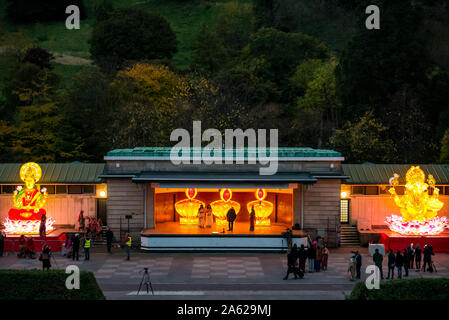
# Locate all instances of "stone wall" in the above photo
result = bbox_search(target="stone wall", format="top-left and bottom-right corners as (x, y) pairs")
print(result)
(303, 179), (341, 247)
(106, 178), (145, 244)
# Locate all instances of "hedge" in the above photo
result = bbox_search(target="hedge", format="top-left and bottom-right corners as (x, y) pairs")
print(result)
(347, 278), (449, 300)
(0, 270), (105, 300)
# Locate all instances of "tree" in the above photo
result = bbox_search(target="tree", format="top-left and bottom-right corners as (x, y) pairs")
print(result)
(215, 2), (254, 58)
(242, 28), (329, 98)
(60, 68), (113, 161)
(336, 0), (430, 120)
(290, 59), (341, 148)
(107, 63), (189, 147)
(191, 24), (228, 74)
(440, 129), (449, 163)
(89, 8), (177, 70)
(330, 111), (396, 163)
(22, 47), (55, 69)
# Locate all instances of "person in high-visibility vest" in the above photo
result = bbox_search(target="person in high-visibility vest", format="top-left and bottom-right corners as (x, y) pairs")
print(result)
(84, 236), (91, 261)
(125, 233), (132, 260)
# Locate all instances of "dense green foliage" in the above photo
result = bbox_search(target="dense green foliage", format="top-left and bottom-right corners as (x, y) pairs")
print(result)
(347, 278), (449, 300)
(0, 0), (449, 164)
(6, 0), (86, 23)
(89, 8), (177, 70)
(0, 269), (105, 300)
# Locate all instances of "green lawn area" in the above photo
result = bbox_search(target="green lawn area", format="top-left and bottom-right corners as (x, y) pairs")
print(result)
(0, 0), (250, 70)
(0, 269), (105, 300)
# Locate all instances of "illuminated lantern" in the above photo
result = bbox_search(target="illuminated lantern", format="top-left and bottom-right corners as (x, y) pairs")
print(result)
(247, 188), (274, 226)
(3, 162), (55, 235)
(210, 189), (241, 228)
(175, 188), (205, 225)
(385, 166), (448, 235)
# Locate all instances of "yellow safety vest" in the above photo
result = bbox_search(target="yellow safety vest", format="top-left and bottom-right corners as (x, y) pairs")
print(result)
(84, 239), (91, 248)
(126, 237), (132, 247)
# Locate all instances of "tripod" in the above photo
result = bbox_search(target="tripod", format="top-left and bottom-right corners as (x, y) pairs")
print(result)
(137, 268), (154, 295)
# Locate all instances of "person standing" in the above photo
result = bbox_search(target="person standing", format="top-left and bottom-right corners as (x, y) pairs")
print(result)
(395, 251), (403, 279)
(198, 205), (205, 228)
(226, 207), (237, 232)
(0, 231), (5, 257)
(78, 210), (85, 232)
(322, 245), (329, 271)
(283, 244), (301, 280)
(249, 206), (256, 232)
(39, 213), (46, 237)
(83, 236), (91, 261)
(386, 249), (396, 280)
(403, 249), (409, 277)
(315, 245), (322, 272)
(415, 244), (422, 271)
(307, 244), (316, 273)
(348, 256), (356, 281)
(125, 233), (132, 260)
(105, 227), (114, 253)
(40, 244), (51, 270)
(205, 205), (213, 228)
(354, 250), (362, 279)
(422, 244), (434, 272)
(72, 233), (80, 261)
(298, 244), (307, 272)
(407, 243), (415, 269)
(373, 248), (384, 280)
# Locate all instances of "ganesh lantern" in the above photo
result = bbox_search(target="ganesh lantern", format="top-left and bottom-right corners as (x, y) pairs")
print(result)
(247, 188), (274, 226)
(175, 188), (205, 225)
(210, 189), (241, 228)
(385, 166), (447, 235)
(3, 162), (55, 234)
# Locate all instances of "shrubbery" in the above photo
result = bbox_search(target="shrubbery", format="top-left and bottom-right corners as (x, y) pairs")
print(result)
(347, 278), (449, 300)
(0, 270), (105, 300)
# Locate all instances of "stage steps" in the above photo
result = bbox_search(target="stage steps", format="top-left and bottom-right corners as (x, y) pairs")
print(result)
(340, 225), (360, 247)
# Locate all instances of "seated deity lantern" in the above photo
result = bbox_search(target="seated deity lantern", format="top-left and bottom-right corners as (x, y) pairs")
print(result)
(174, 188), (205, 225)
(246, 188), (274, 226)
(8, 162), (48, 221)
(210, 189), (241, 228)
(4, 162), (55, 235)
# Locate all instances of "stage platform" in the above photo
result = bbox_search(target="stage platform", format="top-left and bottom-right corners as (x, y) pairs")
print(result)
(378, 229), (449, 253)
(3, 228), (71, 253)
(141, 222), (308, 252)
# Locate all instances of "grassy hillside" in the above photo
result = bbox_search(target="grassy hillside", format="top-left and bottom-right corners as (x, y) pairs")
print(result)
(0, 0), (251, 70)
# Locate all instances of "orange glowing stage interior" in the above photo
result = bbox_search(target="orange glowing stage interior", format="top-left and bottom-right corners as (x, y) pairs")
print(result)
(150, 188), (296, 236)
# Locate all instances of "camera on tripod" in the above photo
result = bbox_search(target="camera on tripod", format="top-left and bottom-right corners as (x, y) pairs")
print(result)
(137, 267), (154, 295)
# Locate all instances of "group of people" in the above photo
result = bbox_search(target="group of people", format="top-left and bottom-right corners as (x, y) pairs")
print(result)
(348, 242), (437, 281)
(78, 210), (103, 240)
(197, 205), (213, 228)
(17, 234), (37, 259)
(384, 243), (435, 280)
(283, 238), (330, 280)
(196, 205), (256, 232)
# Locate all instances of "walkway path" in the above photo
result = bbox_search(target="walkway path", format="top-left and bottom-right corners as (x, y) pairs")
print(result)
(0, 247), (447, 300)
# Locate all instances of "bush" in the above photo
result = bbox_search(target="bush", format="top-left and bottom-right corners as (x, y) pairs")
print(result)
(89, 8), (177, 69)
(0, 270), (105, 300)
(347, 278), (449, 300)
(6, 0), (86, 23)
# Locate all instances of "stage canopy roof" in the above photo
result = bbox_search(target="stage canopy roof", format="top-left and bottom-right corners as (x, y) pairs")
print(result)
(342, 164), (449, 185)
(132, 171), (318, 189)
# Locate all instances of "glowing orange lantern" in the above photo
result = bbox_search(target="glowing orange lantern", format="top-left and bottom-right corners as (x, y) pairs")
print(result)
(247, 188), (273, 226)
(3, 162), (55, 235)
(210, 189), (240, 228)
(174, 188), (205, 225)
(386, 166), (448, 235)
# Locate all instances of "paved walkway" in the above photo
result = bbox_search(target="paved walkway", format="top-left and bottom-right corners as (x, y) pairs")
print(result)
(0, 247), (447, 300)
